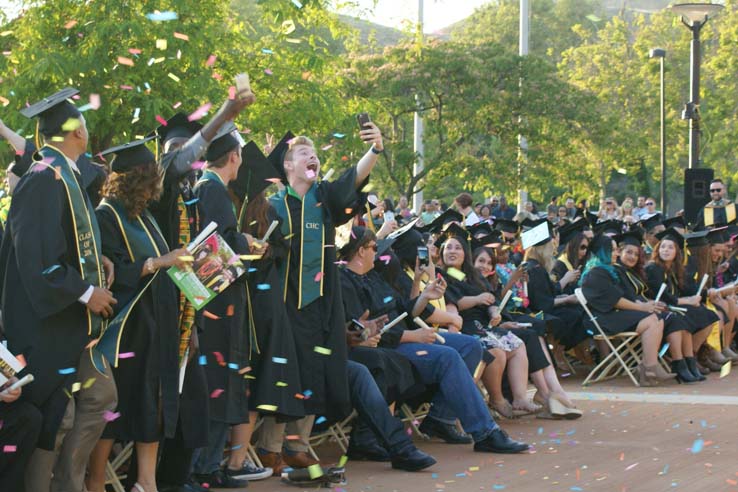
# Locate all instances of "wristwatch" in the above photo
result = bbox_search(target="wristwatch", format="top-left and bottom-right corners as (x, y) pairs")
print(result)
(371, 145), (384, 155)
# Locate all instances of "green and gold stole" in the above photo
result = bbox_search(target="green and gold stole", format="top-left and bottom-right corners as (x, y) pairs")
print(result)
(94, 198), (166, 369)
(270, 183), (325, 309)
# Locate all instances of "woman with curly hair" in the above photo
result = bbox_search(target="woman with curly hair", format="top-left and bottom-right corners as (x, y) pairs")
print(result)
(86, 139), (189, 492)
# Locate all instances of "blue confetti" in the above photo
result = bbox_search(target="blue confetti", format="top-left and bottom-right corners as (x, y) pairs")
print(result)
(690, 438), (704, 454)
(58, 367), (76, 375)
(700, 419), (707, 428)
(303, 389), (313, 398)
(332, 133), (345, 139)
(231, 444), (243, 450)
(431, 473), (438, 479)
(184, 198), (199, 205)
(198, 355), (207, 365)
(228, 363), (239, 370)
(493, 486), (506, 490)
(659, 343), (670, 358)
(257, 284), (271, 291)
(146, 11), (178, 21)
(272, 357), (288, 364)
(455, 473), (466, 477)
(383, 296), (393, 304)
(571, 488), (583, 492)
(586, 329), (594, 336)
(42, 264), (61, 275)
(537, 427), (543, 435)
(315, 416), (326, 424)
(261, 48), (274, 54)
(248, 267), (258, 273)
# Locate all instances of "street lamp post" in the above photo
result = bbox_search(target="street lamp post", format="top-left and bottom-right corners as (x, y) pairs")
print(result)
(649, 48), (667, 213)
(669, 2), (723, 169)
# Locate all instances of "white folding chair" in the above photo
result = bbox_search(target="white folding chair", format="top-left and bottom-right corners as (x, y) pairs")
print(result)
(106, 441), (134, 492)
(575, 288), (640, 386)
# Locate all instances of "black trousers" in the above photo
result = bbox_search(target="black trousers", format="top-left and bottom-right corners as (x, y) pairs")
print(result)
(0, 400), (42, 491)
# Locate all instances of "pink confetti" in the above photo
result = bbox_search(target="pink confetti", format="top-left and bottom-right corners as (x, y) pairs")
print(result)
(64, 20), (77, 29)
(89, 93), (100, 110)
(379, 255), (391, 265)
(228, 86), (236, 100)
(212, 72), (222, 81)
(118, 352), (135, 359)
(191, 161), (206, 170)
(265, 178), (282, 184)
(155, 115), (168, 126)
(117, 56), (134, 66)
(188, 102), (212, 122)
(205, 54), (217, 67)
(210, 388), (224, 399)
(264, 68), (273, 75)
(119, 85), (133, 91)
(128, 48), (142, 55)
(314, 272), (323, 282)
(103, 410), (120, 422)
(2, 445), (16, 453)
(173, 32), (189, 41)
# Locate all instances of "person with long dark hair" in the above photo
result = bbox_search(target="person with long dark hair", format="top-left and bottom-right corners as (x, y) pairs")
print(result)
(551, 222), (589, 295)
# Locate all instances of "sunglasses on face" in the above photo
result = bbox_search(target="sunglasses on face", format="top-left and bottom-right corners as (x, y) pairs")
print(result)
(646, 202), (654, 206)
(504, 237), (516, 244)
(579, 245), (588, 251)
(710, 189), (722, 193)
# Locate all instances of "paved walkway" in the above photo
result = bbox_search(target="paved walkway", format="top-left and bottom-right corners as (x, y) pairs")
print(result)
(238, 368), (738, 492)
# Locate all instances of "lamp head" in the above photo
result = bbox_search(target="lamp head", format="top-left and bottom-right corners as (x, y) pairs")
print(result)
(649, 48), (667, 58)
(669, 2), (724, 25)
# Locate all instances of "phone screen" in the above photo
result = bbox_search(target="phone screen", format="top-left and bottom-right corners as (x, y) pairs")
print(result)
(417, 246), (429, 266)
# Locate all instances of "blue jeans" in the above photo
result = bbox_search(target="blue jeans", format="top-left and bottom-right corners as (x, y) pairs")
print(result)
(347, 361), (414, 455)
(191, 420), (229, 475)
(396, 332), (497, 441)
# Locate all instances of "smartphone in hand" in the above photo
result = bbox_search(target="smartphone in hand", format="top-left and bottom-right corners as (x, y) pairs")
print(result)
(417, 246), (429, 267)
(357, 112), (371, 130)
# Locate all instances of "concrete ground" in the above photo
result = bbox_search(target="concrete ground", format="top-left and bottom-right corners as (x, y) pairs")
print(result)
(231, 367), (738, 492)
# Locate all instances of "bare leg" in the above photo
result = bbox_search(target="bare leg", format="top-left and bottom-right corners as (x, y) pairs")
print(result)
(682, 329), (695, 358)
(666, 331), (683, 359)
(227, 412), (258, 470)
(481, 348), (507, 406)
(506, 346), (534, 409)
(135, 441), (159, 491)
(635, 315), (663, 366)
(692, 324), (712, 353)
(86, 438), (114, 492)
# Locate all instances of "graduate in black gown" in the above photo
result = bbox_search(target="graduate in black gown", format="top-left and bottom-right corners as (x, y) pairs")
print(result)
(614, 230), (704, 383)
(88, 138), (189, 492)
(0, 88), (118, 492)
(551, 220), (589, 295)
(191, 123), (266, 485)
(580, 234), (675, 386)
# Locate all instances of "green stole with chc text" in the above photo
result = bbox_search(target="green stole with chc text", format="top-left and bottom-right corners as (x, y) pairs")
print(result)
(270, 183), (325, 309)
(31, 147), (106, 354)
(93, 198), (166, 370)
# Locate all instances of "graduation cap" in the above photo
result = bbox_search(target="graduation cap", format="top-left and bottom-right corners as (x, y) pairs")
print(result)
(574, 208), (598, 226)
(205, 122), (240, 162)
(639, 213), (663, 233)
(615, 229), (644, 248)
(707, 226), (728, 245)
(434, 222), (470, 249)
(655, 227), (685, 250)
(662, 215), (687, 230)
(493, 218), (519, 235)
(267, 131), (296, 183)
(100, 136), (157, 173)
(376, 238), (396, 257)
(593, 219), (623, 236)
(684, 230), (709, 248)
(558, 219), (588, 247)
(521, 219), (555, 249)
(471, 231), (502, 251)
(727, 224), (738, 240)
(387, 218), (425, 263)
(152, 112), (203, 143)
(20, 87), (82, 138)
(468, 221), (494, 239)
(421, 209), (464, 234)
(229, 141), (281, 203)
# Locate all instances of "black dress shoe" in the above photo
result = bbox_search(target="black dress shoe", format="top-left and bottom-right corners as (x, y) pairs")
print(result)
(671, 359), (701, 383)
(391, 447), (437, 472)
(418, 417), (473, 444)
(194, 469), (248, 489)
(684, 357), (706, 381)
(473, 428), (529, 454)
(346, 441), (391, 462)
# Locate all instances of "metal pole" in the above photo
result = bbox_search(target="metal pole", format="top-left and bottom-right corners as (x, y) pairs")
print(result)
(688, 22), (701, 169)
(660, 56), (666, 213)
(517, 0), (529, 213)
(412, 0), (424, 214)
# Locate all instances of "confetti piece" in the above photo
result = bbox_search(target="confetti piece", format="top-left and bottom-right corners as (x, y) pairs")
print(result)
(118, 352), (135, 359)
(305, 169), (316, 179)
(82, 377), (96, 389)
(316, 416), (327, 424)
(333, 133), (345, 139)
(156, 39), (168, 50)
(294, 393), (305, 400)
(210, 388), (224, 398)
(184, 198), (199, 205)
(168, 73), (180, 82)
(619, 452), (624, 461)
(198, 355), (207, 365)
(292, 0), (303, 8)
(128, 48), (142, 55)
(146, 11), (178, 21)
(257, 404), (278, 411)
(205, 54), (217, 67)
(282, 20), (296, 35)
(286, 434), (301, 440)
(276, 381), (288, 387)
(228, 86), (236, 99)
(272, 357), (288, 364)
(103, 410), (121, 422)
(89, 93), (101, 110)
(264, 68), (273, 76)
(213, 351), (226, 366)
(257, 284), (271, 290)
(658, 343), (670, 358)
(416, 350), (428, 356)
(691, 439), (704, 454)
(3, 445), (16, 453)
(446, 267), (466, 281)
(239, 255), (263, 261)
(262, 48), (274, 54)
(314, 346), (332, 355)
(307, 463), (323, 479)
(64, 20), (78, 29)
(379, 254), (391, 264)
(314, 272), (323, 282)
(174, 32), (189, 41)
(155, 115), (168, 126)
(0, 30), (13, 36)
(188, 102), (212, 121)
(58, 367), (76, 375)
(383, 296), (393, 304)
(117, 56), (134, 66)
(238, 366), (252, 375)
(303, 389), (313, 398)
(43, 264), (62, 275)
(227, 363), (239, 370)
(338, 454), (348, 467)
(178, 255), (194, 262)
(71, 382), (81, 393)
(173, 101), (182, 109)
(493, 486), (506, 490)
(720, 361), (731, 378)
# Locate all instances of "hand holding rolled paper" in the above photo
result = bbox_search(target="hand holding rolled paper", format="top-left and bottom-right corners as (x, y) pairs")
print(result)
(414, 317), (445, 344)
(654, 283), (666, 303)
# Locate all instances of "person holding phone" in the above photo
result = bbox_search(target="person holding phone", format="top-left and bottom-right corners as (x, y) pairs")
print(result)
(0, 375), (42, 490)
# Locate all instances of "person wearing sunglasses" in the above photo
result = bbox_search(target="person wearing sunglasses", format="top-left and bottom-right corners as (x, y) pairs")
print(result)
(696, 178), (737, 229)
(551, 220), (590, 296)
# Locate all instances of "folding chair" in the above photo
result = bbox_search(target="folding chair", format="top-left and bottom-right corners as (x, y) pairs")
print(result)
(399, 402), (431, 439)
(575, 288), (640, 386)
(106, 441), (134, 492)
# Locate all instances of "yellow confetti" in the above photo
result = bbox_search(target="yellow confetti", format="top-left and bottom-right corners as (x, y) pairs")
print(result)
(313, 346), (332, 355)
(282, 20), (296, 35)
(720, 361), (731, 378)
(156, 39), (168, 50)
(71, 382), (81, 393)
(82, 377), (96, 389)
(257, 404), (278, 411)
(61, 118), (81, 132)
(307, 464), (324, 479)
(0, 31), (13, 37)
(167, 73), (181, 82)
(338, 455), (348, 467)
(178, 255), (194, 262)
(239, 255), (263, 261)
(275, 381), (288, 387)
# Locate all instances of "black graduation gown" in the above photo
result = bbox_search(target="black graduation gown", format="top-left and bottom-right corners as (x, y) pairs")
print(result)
(96, 206), (180, 441)
(644, 263), (718, 333)
(194, 177), (251, 424)
(551, 259), (576, 295)
(244, 206), (305, 420)
(525, 259), (588, 349)
(0, 165), (96, 449)
(339, 268), (420, 403)
(276, 169), (365, 422)
(581, 266), (650, 335)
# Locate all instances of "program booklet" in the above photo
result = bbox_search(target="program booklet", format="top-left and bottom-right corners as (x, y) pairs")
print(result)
(0, 342), (25, 387)
(167, 222), (246, 310)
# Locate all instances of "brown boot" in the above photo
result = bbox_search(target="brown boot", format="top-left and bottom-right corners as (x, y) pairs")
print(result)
(257, 449), (286, 476)
(282, 450), (319, 469)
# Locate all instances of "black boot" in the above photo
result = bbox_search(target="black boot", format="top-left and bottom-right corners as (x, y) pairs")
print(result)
(685, 356), (707, 381)
(671, 359), (700, 384)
